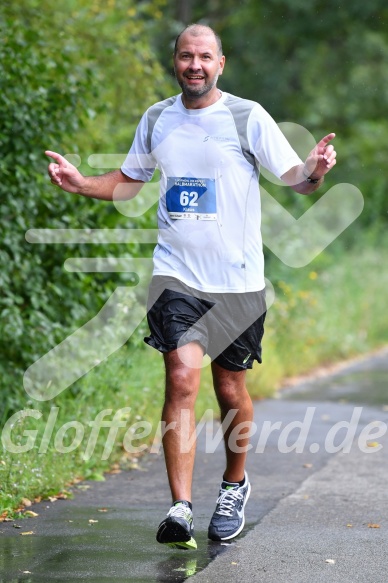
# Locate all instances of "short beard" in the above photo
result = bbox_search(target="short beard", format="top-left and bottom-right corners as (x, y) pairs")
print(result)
(178, 74), (219, 100)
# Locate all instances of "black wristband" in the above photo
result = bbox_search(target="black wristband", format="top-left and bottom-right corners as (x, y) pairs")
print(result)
(305, 175), (320, 184)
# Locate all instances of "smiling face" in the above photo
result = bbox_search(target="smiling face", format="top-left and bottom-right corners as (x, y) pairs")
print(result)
(173, 29), (225, 107)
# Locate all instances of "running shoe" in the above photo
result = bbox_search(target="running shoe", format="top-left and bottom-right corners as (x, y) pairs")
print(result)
(156, 500), (197, 550)
(208, 471), (251, 541)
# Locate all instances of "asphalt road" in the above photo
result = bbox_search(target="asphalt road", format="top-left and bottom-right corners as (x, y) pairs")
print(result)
(1, 348), (387, 583)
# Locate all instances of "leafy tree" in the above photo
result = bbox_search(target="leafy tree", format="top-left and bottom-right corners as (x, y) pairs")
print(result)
(0, 0), (170, 416)
(217, 0), (388, 228)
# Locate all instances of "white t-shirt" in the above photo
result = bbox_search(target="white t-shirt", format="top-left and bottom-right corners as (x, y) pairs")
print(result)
(121, 92), (302, 293)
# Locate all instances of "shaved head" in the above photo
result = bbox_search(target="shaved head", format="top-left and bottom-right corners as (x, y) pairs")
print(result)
(174, 24), (223, 57)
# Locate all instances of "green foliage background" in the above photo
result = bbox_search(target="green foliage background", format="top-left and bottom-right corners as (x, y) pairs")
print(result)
(1, 0), (387, 418)
(0, 0), (170, 416)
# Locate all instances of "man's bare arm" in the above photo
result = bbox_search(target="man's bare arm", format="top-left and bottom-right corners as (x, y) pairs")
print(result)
(281, 133), (337, 195)
(45, 151), (144, 201)
(281, 164), (325, 195)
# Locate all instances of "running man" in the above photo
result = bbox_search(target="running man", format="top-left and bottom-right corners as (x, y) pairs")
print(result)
(46, 23), (336, 550)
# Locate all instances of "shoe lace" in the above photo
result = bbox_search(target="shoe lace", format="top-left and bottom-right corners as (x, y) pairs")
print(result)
(168, 504), (191, 521)
(216, 488), (243, 517)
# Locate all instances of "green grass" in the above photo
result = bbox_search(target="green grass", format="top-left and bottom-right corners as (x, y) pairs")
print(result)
(1, 237), (387, 517)
(249, 242), (388, 397)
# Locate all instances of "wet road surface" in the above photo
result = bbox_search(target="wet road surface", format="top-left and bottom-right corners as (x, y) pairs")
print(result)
(1, 347), (387, 582)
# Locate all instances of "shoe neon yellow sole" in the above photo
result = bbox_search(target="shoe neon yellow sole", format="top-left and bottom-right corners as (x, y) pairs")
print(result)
(165, 537), (197, 550)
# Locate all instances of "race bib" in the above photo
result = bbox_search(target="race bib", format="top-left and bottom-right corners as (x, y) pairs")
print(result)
(166, 177), (217, 220)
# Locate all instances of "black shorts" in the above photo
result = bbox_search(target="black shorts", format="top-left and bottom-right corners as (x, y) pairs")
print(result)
(144, 276), (266, 371)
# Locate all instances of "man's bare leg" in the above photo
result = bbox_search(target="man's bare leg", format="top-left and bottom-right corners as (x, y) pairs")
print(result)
(207, 361), (253, 541)
(162, 342), (203, 503)
(211, 361), (253, 482)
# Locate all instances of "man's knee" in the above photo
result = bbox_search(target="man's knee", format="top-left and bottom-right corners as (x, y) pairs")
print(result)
(217, 387), (240, 410)
(216, 381), (251, 411)
(165, 366), (199, 404)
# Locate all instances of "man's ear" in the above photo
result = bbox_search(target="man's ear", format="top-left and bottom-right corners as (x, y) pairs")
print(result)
(219, 55), (226, 75)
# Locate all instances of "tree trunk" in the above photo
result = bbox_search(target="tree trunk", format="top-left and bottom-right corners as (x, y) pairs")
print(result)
(175, 0), (193, 23)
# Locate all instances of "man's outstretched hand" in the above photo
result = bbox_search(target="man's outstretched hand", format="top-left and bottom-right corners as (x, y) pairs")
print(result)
(45, 151), (85, 193)
(304, 133), (337, 180)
